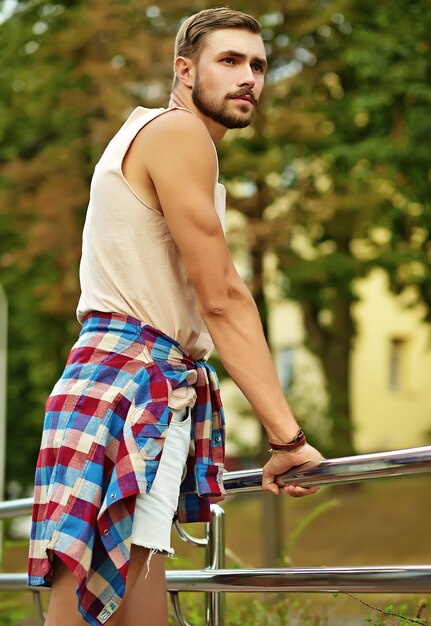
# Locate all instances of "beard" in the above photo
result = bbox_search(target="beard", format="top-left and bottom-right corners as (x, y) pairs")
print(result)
(191, 71), (257, 129)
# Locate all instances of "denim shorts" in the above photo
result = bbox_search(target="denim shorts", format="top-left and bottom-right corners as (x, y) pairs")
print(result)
(130, 407), (192, 556)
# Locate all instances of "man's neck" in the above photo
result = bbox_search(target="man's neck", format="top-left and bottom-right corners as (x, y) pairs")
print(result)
(169, 91), (227, 145)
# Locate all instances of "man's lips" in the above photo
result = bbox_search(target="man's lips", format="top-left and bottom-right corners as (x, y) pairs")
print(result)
(229, 92), (257, 106)
(232, 96), (254, 104)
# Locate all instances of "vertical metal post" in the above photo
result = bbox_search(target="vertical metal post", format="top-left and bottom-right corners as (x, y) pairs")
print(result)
(205, 504), (225, 626)
(0, 284), (7, 565)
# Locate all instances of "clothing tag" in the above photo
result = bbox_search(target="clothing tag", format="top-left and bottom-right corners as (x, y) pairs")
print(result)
(97, 599), (119, 623)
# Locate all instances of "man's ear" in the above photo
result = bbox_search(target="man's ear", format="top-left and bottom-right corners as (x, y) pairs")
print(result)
(175, 56), (194, 88)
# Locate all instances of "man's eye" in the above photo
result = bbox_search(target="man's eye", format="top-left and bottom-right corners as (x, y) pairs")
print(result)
(252, 64), (264, 73)
(223, 58), (235, 64)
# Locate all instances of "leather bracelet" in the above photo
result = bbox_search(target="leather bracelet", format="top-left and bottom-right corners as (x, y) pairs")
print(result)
(268, 428), (307, 453)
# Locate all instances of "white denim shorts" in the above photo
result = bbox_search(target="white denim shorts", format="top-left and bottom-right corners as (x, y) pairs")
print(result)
(130, 407), (192, 557)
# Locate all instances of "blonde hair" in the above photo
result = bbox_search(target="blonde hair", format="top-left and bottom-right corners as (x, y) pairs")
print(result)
(173, 7), (261, 84)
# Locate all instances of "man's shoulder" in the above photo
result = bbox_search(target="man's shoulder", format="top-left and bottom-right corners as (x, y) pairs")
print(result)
(142, 107), (214, 152)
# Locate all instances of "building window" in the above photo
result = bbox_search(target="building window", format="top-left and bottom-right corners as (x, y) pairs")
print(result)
(278, 346), (294, 392)
(389, 337), (407, 391)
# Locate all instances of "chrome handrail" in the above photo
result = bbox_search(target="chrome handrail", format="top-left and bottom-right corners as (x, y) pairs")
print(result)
(0, 496), (33, 519)
(1, 445), (431, 519)
(2, 566), (431, 594)
(223, 445), (431, 494)
(205, 505), (225, 626)
(1, 444), (431, 626)
(167, 566), (431, 594)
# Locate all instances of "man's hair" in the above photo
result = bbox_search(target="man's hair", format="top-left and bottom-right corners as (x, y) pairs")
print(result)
(173, 7), (262, 84)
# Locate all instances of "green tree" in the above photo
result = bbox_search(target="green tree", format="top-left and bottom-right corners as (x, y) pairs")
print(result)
(1, 0), (430, 497)
(0, 0), (182, 486)
(218, 0), (431, 458)
(275, 0), (431, 455)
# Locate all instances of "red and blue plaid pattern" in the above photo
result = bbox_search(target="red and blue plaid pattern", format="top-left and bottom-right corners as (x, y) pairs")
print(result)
(28, 312), (225, 625)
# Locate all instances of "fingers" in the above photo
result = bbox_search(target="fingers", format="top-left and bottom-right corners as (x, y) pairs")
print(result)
(262, 455), (322, 497)
(263, 469), (319, 497)
(262, 481), (280, 496)
(263, 481), (319, 497)
(262, 467), (280, 495)
(283, 484), (319, 498)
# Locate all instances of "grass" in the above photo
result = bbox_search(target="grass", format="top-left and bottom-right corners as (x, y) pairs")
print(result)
(1, 475), (430, 625)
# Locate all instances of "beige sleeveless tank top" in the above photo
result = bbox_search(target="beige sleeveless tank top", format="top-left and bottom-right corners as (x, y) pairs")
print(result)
(77, 106), (226, 361)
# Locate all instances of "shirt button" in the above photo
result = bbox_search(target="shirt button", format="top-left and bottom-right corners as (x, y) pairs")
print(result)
(216, 475), (223, 484)
(214, 436), (221, 443)
(110, 493), (117, 499)
(103, 529), (109, 536)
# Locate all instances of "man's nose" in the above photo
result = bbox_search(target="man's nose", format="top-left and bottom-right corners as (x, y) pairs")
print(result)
(237, 65), (256, 88)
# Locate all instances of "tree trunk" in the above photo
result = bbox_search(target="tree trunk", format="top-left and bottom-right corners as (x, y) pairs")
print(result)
(302, 294), (356, 457)
(248, 226), (285, 566)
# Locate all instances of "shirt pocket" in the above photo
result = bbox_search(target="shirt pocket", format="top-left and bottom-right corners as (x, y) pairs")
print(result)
(128, 401), (170, 460)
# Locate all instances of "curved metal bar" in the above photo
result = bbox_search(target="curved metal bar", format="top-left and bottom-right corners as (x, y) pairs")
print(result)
(205, 505), (225, 625)
(223, 445), (431, 494)
(206, 505), (225, 570)
(174, 520), (208, 548)
(166, 566), (431, 594)
(169, 592), (192, 626)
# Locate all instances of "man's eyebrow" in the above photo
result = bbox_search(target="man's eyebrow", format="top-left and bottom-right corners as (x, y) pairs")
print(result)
(217, 50), (268, 69)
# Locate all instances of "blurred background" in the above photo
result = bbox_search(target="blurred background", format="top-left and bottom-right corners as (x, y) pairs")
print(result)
(0, 0), (430, 624)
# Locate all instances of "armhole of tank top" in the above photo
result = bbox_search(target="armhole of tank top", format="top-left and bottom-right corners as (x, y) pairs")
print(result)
(118, 108), (174, 214)
(119, 106), (220, 213)
(119, 106), (218, 214)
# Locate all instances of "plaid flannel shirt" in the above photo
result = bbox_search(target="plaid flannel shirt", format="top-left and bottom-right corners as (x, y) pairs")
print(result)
(28, 312), (225, 625)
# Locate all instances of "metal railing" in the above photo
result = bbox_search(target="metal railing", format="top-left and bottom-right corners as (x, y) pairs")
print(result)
(1, 445), (431, 625)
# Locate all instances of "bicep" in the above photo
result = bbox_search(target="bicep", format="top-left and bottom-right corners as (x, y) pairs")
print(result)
(145, 117), (238, 308)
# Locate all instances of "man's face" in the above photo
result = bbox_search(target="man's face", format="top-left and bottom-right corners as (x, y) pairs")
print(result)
(191, 28), (267, 129)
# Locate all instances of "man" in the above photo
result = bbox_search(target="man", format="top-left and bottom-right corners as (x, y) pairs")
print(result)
(28, 7), (323, 626)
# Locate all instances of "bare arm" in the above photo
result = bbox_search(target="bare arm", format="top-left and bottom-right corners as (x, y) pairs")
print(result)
(130, 111), (323, 495)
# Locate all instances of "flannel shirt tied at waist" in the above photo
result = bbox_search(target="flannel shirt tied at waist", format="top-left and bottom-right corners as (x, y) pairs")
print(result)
(28, 311), (226, 626)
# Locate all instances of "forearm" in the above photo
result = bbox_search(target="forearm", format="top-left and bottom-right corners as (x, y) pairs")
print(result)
(201, 285), (300, 443)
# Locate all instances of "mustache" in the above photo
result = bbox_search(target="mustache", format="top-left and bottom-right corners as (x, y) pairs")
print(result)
(227, 89), (258, 107)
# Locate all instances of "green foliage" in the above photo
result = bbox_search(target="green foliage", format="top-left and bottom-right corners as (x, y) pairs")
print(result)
(282, 498), (339, 562)
(219, 0), (431, 455)
(166, 593), (327, 626)
(1, 0), (430, 484)
(0, 592), (31, 625)
(0, 0), (180, 487)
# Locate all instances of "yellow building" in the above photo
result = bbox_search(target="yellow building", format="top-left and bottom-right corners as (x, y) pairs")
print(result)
(222, 269), (431, 456)
(351, 270), (431, 452)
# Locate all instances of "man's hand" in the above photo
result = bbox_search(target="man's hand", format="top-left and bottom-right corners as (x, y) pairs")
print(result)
(262, 444), (324, 497)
